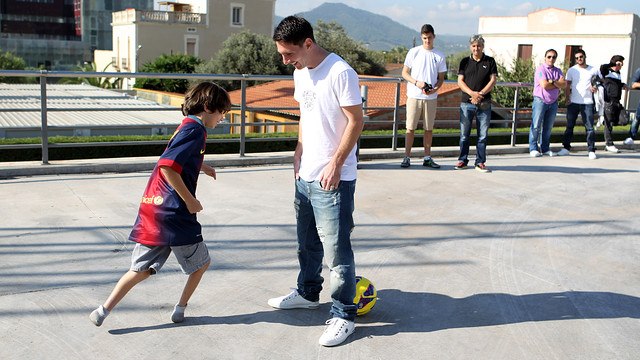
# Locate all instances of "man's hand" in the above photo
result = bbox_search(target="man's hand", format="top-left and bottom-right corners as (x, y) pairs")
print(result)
(319, 160), (341, 191)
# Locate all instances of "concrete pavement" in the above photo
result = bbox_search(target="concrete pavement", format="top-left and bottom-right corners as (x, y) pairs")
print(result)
(1, 145), (639, 359)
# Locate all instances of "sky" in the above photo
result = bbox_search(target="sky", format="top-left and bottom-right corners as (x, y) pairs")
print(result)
(274, 0), (640, 36)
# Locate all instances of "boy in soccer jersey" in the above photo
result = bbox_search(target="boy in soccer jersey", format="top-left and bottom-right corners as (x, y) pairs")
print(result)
(89, 82), (231, 326)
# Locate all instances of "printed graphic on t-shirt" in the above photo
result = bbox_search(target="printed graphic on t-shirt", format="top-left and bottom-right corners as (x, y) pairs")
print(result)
(302, 90), (316, 112)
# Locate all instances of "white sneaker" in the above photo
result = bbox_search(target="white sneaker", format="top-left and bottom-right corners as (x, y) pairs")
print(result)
(268, 289), (319, 309)
(542, 151), (555, 157)
(623, 137), (634, 145)
(588, 151), (597, 160)
(557, 148), (570, 156)
(529, 150), (542, 157)
(605, 145), (620, 153)
(318, 317), (355, 347)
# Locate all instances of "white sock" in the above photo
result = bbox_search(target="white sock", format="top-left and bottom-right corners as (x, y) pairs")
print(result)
(98, 305), (110, 317)
(423, 156), (431, 160)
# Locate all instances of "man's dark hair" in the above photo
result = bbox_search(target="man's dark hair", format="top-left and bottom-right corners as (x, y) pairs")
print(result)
(545, 49), (557, 58)
(273, 16), (315, 45)
(421, 24), (435, 35)
(181, 81), (231, 116)
(574, 49), (586, 57)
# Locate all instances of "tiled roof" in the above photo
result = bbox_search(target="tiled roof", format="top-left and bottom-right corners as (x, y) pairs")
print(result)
(228, 76), (461, 118)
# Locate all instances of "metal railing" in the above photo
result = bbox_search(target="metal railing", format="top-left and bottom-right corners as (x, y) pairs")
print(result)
(0, 70), (552, 164)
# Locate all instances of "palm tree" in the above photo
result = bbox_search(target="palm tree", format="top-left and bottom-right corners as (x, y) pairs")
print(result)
(60, 61), (122, 89)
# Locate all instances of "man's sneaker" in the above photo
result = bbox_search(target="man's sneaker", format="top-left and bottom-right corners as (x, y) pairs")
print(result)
(89, 305), (109, 327)
(542, 151), (555, 157)
(623, 137), (634, 145)
(529, 150), (542, 157)
(400, 157), (411, 168)
(475, 163), (492, 173)
(588, 151), (597, 160)
(557, 148), (570, 156)
(605, 145), (620, 153)
(422, 158), (441, 168)
(318, 317), (355, 347)
(454, 161), (467, 170)
(268, 289), (319, 309)
(595, 116), (604, 128)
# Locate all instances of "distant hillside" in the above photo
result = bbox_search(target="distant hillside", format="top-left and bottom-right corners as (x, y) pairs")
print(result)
(275, 2), (467, 54)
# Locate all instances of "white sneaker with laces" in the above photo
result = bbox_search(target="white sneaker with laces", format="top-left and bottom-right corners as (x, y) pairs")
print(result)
(268, 289), (319, 309)
(588, 151), (597, 160)
(542, 151), (555, 157)
(318, 317), (355, 347)
(557, 148), (570, 156)
(605, 145), (620, 153)
(623, 137), (634, 145)
(529, 150), (542, 157)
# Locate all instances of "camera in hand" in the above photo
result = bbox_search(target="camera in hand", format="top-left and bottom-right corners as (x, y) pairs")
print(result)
(422, 83), (434, 92)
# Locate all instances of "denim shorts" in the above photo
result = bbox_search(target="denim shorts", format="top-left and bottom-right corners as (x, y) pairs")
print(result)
(130, 242), (211, 275)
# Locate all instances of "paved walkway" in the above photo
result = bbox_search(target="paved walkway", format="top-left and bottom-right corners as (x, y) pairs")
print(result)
(1, 145), (639, 359)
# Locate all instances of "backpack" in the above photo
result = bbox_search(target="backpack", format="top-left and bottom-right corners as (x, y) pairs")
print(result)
(602, 77), (622, 102)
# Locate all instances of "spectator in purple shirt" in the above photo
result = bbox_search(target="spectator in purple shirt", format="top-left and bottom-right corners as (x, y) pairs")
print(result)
(529, 49), (566, 157)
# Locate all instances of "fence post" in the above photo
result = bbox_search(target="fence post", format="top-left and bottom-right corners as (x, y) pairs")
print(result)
(39, 71), (50, 164)
(392, 81), (401, 150)
(510, 85), (520, 147)
(239, 76), (247, 156)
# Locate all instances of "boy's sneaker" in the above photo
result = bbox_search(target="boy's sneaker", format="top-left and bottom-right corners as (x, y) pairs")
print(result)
(454, 161), (467, 170)
(557, 148), (570, 156)
(529, 150), (542, 157)
(475, 163), (492, 173)
(318, 317), (355, 347)
(422, 158), (441, 168)
(605, 145), (620, 153)
(623, 137), (634, 145)
(400, 157), (411, 168)
(171, 304), (186, 323)
(588, 151), (597, 160)
(268, 289), (319, 309)
(89, 305), (109, 327)
(542, 151), (555, 157)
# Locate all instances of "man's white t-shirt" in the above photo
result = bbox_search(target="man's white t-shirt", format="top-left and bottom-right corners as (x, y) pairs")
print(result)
(403, 46), (447, 100)
(294, 53), (362, 182)
(566, 64), (601, 104)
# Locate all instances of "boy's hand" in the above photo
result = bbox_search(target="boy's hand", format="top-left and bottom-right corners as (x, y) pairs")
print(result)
(202, 164), (217, 179)
(186, 198), (203, 214)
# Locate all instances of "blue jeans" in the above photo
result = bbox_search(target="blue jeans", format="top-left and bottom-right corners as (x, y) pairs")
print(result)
(459, 102), (491, 165)
(629, 102), (640, 140)
(295, 178), (357, 321)
(529, 97), (558, 153)
(564, 103), (596, 152)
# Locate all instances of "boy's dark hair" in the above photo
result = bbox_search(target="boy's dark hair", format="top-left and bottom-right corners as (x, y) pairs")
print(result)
(273, 16), (314, 45)
(421, 24), (435, 35)
(181, 81), (231, 116)
(610, 55), (624, 64)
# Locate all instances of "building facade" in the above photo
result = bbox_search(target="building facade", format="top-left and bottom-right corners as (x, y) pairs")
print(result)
(478, 7), (640, 108)
(0, 0), (153, 70)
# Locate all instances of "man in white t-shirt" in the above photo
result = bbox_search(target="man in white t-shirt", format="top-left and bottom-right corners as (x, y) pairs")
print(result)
(268, 16), (364, 348)
(400, 24), (447, 168)
(559, 49), (601, 159)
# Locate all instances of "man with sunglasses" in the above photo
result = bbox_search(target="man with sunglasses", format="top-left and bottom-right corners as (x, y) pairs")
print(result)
(529, 49), (565, 157)
(559, 49), (601, 159)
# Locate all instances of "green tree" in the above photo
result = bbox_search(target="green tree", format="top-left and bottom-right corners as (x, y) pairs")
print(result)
(60, 62), (122, 89)
(196, 30), (290, 91)
(135, 53), (202, 93)
(384, 46), (408, 64)
(314, 21), (386, 76)
(492, 57), (536, 109)
(446, 51), (469, 80)
(0, 51), (29, 83)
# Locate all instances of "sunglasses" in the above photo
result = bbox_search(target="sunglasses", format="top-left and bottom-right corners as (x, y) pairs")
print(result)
(575, 55), (585, 59)
(615, 62), (623, 67)
(546, 55), (557, 59)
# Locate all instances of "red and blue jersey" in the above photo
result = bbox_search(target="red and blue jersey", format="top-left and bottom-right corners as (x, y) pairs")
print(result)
(129, 117), (207, 246)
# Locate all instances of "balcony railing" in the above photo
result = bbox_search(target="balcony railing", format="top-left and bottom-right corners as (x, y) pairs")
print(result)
(112, 9), (205, 25)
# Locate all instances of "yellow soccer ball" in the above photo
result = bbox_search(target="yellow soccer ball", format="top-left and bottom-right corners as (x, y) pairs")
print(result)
(354, 276), (377, 316)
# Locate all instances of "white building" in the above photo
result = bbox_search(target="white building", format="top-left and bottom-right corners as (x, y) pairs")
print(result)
(479, 7), (640, 108)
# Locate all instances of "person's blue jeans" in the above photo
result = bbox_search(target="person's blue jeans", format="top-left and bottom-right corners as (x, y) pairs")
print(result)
(629, 102), (640, 140)
(563, 103), (596, 152)
(529, 97), (559, 153)
(294, 178), (357, 321)
(459, 102), (491, 165)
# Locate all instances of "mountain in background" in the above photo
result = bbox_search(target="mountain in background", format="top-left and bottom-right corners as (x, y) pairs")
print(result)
(274, 2), (468, 55)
